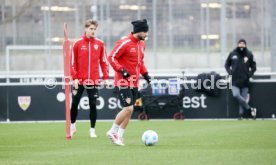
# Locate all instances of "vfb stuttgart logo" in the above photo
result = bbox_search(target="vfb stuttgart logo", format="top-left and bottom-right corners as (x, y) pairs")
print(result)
(18, 96), (31, 111)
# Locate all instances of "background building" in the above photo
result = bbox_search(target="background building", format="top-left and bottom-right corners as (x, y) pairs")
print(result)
(0, 0), (273, 72)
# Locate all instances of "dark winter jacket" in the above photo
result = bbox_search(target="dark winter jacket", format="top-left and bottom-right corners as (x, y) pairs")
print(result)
(225, 47), (257, 88)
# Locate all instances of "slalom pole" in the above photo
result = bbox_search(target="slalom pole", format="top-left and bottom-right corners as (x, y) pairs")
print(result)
(63, 23), (72, 140)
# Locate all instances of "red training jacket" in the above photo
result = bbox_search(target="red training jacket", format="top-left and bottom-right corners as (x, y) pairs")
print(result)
(108, 33), (148, 87)
(71, 34), (109, 85)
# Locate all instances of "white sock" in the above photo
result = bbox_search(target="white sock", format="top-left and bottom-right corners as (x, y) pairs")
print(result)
(90, 128), (95, 132)
(110, 123), (119, 133)
(71, 123), (76, 128)
(118, 127), (125, 138)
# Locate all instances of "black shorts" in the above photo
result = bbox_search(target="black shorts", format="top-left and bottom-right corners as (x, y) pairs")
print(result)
(117, 87), (139, 107)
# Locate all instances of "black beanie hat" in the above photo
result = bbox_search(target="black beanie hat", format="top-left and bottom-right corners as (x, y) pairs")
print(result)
(131, 19), (149, 33)
(238, 39), (246, 45)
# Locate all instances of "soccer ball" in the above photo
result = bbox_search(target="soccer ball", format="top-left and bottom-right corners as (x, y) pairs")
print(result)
(141, 130), (158, 146)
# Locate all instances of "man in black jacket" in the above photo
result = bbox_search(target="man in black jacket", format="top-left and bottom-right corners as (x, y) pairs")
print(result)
(225, 39), (257, 119)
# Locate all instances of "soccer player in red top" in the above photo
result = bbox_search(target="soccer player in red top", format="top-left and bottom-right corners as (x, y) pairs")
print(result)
(106, 19), (151, 146)
(70, 19), (109, 138)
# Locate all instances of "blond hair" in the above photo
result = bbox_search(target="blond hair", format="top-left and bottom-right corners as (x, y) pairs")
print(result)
(84, 19), (98, 28)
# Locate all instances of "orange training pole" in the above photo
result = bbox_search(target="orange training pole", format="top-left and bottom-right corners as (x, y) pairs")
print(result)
(63, 23), (71, 140)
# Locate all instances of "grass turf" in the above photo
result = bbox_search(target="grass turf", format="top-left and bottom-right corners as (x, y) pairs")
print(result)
(0, 120), (276, 165)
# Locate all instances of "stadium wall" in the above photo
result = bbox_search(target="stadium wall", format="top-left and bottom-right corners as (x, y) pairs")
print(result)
(0, 77), (275, 121)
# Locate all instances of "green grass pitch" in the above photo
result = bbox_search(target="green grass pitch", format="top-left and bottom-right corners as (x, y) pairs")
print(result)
(1, 120), (276, 165)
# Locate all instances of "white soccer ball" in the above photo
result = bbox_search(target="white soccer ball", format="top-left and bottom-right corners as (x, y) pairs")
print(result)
(141, 130), (158, 146)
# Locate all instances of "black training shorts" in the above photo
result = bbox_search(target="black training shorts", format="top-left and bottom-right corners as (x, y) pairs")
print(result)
(117, 87), (139, 107)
